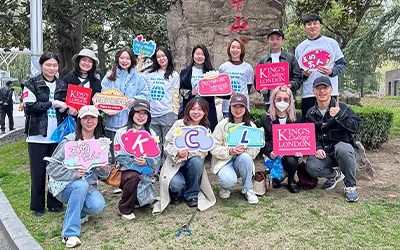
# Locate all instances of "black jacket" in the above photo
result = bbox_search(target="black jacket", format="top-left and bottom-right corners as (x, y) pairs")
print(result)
(179, 66), (218, 131)
(0, 86), (14, 105)
(305, 98), (360, 153)
(21, 74), (68, 137)
(257, 50), (303, 100)
(62, 72), (102, 103)
(261, 112), (304, 157)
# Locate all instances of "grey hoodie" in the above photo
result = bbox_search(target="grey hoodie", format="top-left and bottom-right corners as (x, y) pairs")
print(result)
(46, 133), (111, 196)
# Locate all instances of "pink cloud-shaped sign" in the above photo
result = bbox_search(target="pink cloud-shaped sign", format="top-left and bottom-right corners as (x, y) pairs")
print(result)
(121, 129), (160, 158)
(63, 138), (110, 170)
(300, 49), (332, 70)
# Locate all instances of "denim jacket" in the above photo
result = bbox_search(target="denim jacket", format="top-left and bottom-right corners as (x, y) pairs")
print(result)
(101, 68), (149, 131)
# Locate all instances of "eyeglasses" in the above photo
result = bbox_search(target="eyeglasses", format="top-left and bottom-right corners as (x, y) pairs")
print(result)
(314, 86), (331, 91)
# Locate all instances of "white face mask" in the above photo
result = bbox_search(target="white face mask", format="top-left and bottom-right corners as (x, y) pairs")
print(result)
(275, 101), (289, 112)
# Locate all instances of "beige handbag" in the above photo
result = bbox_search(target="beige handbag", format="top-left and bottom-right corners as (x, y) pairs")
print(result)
(253, 171), (270, 196)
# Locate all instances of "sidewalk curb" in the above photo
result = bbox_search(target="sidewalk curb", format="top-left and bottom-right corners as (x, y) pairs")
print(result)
(0, 188), (43, 250)
(0, 127), (24, 140)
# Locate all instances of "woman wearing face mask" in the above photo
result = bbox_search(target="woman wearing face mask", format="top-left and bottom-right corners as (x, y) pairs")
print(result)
(179, 44), (218, 131)
(260, 86), (304, 193)
(101, 47), (149, 164)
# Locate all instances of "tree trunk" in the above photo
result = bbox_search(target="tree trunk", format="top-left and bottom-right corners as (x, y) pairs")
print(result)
(97, 42), (107, 79)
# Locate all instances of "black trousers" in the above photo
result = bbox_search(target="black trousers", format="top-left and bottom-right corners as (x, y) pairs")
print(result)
(301, 97), (317, 117)
(106, 130), (116, 164)
(282, 156), (299, 184)
(0, 104), (14, 131)
(28, 142), (63, 212)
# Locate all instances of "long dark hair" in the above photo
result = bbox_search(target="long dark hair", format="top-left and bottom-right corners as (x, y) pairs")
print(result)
(126, 108), (151, 133)
(228, 105), (251, 126)
(145, 46), (175, 80)
(107, 47), (137, 81)
(183, 97), (210, 128)
(75, 117), (104, 140)
(73, 56), (96, 79)
(190, 44), (214, 73)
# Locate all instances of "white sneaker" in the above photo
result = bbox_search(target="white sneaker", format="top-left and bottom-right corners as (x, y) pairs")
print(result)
(119, 212), (135, 221)
(112, 188), (122, 194)
(80, 215), (88, 224)
(219, 188), (231, 199)
(245, 189), (259, 204)
(62, 236), (81, 248)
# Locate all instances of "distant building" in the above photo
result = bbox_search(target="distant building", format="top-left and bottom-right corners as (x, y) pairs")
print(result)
(385, 69), (400, 96)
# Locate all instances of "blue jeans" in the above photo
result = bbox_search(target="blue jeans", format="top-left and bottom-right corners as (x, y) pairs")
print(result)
(306, 142), (357, 187)
(169, 156), (204, 200)
(217, 153), (253, 194)
(60, 179), (105, 237)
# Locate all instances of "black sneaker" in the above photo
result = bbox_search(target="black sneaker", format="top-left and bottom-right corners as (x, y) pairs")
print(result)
(49, 207), (64, 213)
(187, 198), (198, 207)
(288, 183), (300, 193)
(272, 178), (281, 188)
(321, 172), (345, 190)
(34, 210), (45, 217)
(170, 196), (183, 205)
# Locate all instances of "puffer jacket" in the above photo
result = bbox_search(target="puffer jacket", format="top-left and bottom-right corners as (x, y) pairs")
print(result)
(210, 118), (260, 174)
(21, 74), (68, 137)
(46, 133), (111, 196)
(101, 68), (149, 131)
(305, 98), (360, 153)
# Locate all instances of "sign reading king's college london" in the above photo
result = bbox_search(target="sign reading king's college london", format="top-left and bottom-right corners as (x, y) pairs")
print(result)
(66, 84), (92, 110)
(272, 123), (316, 156)
(255, 62), (289, 90)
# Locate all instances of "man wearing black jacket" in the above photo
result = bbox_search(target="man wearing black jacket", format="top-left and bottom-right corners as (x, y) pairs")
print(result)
(305, 76), (360, 202)
(0, 81), (15, 133)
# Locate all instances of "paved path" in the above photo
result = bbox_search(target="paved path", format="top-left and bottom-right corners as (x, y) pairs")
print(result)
(4, 104), (25, 131)
(0, 228), (12, 250)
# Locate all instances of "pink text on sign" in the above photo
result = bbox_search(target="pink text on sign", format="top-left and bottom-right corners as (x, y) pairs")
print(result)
(198, 73), (232, 96)
(255, 62), (289, 90)
(272, 123), (316, 156)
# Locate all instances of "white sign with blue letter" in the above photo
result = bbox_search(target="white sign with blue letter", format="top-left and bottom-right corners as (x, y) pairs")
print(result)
(225, 123), (265, 147)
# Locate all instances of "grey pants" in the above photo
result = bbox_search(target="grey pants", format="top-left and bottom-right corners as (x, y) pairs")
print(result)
(306, 142), (357, 187)
(150, 112), (177, 173)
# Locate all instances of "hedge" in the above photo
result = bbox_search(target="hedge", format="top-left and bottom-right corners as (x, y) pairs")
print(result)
(250, 106), (393, 150)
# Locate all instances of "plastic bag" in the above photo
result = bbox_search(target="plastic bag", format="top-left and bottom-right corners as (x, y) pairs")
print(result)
(264, 156), (283, 180)
(137, 175), (156, 207)
(50, 114), (76, 143)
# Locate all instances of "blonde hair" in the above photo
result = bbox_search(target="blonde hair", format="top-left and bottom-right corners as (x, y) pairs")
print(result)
(268, 86), (297, 122)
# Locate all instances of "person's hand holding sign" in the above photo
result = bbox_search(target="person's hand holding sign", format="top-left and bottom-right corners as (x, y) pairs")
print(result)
(76, 167), (87, 178)
(330, 99), (340, 118)
(315, 149), (326, 159)
(229, 145), (245, 155)
(68, 106), (78, 116)
(260, 88), (268, 95)
(317, 66), (332, 76)
(177, 148), (189, 163)
(192, 89), (198, 96)
(127, 98), (135, 107)
(134, 157), (147, 166)
(303, 69), (312, 77)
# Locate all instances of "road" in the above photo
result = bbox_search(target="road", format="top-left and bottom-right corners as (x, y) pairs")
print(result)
(4, 104), (25, 131)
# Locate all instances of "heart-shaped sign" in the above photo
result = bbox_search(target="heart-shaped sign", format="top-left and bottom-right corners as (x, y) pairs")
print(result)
(121, 129), (160, 158)
(300, 49), (332, 70)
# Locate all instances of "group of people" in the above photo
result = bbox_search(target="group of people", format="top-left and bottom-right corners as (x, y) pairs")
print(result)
(20, 14), (361, 248)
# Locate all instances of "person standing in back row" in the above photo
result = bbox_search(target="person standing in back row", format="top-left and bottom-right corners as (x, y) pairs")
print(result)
(295, 15), (346, 115)
(0, 80), (15, 133)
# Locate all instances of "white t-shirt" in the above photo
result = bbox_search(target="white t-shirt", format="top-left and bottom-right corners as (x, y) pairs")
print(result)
(191, 66), (204, 90)
(143, 70), (179, 117)
(219, 61), (254, 113)
(319, 108), (327, 117)
(271, 52), (281, 63)
(25, 81), (58, 143)
(79, 77), (90, 88)
(295, 35), (344, 98)
(278, 116), (287, 124)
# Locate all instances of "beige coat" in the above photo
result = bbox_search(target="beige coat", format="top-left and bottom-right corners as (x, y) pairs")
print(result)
(210, 118), (260, 175)
(152, 120), (216, 214)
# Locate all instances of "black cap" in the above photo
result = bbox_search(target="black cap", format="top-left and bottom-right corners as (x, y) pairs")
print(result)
(313, 76), (332, 88)
(132, 99), (150, 112)
(268, 28), (284, 39)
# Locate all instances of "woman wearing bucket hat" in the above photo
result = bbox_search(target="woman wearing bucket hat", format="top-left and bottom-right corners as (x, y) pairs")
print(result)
(63, 49), (102, 115)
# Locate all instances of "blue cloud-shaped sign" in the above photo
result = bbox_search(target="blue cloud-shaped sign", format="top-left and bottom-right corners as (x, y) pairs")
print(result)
(173, 126), (214, 152)
(132, 35), (156, 57)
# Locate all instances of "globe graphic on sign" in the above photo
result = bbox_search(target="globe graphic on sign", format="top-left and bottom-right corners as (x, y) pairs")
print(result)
(150, 86), (165, 101)
(232, 80), (241, 93)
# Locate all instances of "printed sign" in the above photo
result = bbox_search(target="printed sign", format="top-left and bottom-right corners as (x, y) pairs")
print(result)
(132, 35), (156, 57)
(92, 88), (128, 115)
(198, 71), (232, 96)
(173, 126), (214, 152)
(225, 123), (265, 147)
(121, 129), (160, 158)
(63, 138), (110, 170)
(255, 62), (289, 90)
(272, 123), (316, 156)
(66, 84), (92, 110)
(300, 49), (333, 71)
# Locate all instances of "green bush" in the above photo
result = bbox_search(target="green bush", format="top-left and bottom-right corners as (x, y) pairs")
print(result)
(250, 106), (393, 150)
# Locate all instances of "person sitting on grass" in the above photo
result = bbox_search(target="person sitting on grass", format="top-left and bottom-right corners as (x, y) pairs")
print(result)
(113, 100), (160, 220)
(153, 97), (216, 213)
(210, 93), (261, 204)
(305, 76), (361, 202)
(46, 105), (110, 248)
